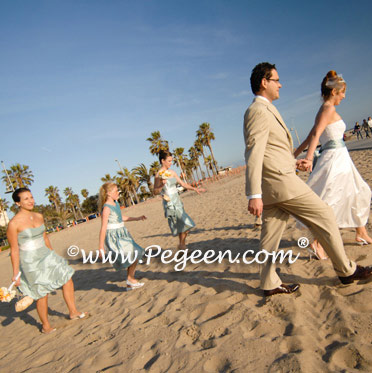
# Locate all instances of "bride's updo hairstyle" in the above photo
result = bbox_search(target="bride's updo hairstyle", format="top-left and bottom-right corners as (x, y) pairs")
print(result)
(321, 70), (346, 101)
(159, 150), (172, 164)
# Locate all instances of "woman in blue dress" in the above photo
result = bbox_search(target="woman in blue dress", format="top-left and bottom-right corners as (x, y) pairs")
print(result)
(7, 188), (87, 334)
(154, 150), (205, 250)
(98, 182), (146, 289)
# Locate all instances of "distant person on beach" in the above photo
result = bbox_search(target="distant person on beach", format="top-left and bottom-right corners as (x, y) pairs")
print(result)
(294, 71), (372, 260)
(354, 122), (363, 140)
(362, 119), (370, 138)
(7, 188), (87, 334)
(98, 182), (146, 289)
(153, 150), (205, 250)
(368, 117), (372, 132)
(244, 62), (372, 296)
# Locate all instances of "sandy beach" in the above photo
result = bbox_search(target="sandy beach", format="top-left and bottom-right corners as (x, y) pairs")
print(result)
(1, 150), (372, 372)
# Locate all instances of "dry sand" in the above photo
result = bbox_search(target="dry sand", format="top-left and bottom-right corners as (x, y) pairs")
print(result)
(1, 151), (372, 372)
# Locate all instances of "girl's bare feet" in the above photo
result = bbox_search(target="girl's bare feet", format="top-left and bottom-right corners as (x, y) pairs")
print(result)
(41, 327), (56, 334)
(69, 311), (89, 320)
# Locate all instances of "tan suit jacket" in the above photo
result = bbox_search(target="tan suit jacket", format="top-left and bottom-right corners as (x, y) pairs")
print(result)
(244, 96), (312, 205)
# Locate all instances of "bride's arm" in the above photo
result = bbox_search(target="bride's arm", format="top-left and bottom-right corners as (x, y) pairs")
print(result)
(304, 106), (335, 162)
(293, 135), (311, 158)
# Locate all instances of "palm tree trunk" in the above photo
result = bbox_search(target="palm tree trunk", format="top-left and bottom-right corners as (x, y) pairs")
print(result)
(208, 143), (219, 174)
(132, 187), (139, 204)
(200, 148), (211, 178)
(72, 206), (77, 221)
(78, 206), (84, 219)
(197, 160), (203, 180)
(54, 201), (60, 215)
(203, 157), (211, 178)
(192, 170), (197, 183)
(129, 193), (135, 205)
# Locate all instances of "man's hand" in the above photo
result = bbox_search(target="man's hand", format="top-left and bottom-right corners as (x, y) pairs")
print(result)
(296, 159), (312, 172)
(248, 198), (263, 217)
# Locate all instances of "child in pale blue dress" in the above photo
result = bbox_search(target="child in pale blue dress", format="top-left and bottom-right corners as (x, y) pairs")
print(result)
(153, 150), (205, 249)
(98, 182), (146, 289)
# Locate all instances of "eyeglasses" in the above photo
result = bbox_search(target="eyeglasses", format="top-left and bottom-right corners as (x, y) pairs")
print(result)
(267, 78), (280, 83)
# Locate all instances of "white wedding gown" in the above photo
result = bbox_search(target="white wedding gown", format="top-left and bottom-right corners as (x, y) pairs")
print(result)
(307, 119), (371, 228)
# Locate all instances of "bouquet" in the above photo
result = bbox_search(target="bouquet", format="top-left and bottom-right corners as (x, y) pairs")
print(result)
(159, 170), (172, 201)
(159, 170), (172, 180)
(0, 272), (20, 303)
(0, 287), (16, 302)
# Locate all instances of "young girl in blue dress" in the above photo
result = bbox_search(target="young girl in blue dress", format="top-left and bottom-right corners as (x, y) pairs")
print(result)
(98, 182), (146, 289)
(153, 150), (205, 250)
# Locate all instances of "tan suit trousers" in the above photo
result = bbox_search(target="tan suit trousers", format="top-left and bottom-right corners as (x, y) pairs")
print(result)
(260, 190), (356, 290)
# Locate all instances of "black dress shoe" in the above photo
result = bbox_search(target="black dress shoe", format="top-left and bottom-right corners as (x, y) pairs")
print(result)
(263, 283), (300, 297)
(338, 265), (372, 285)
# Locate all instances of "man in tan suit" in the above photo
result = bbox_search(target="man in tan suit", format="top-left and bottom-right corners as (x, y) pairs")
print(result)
(244, 62), (372, 296)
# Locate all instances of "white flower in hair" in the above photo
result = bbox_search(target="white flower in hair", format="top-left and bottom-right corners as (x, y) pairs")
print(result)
(325, 73), (345, 88)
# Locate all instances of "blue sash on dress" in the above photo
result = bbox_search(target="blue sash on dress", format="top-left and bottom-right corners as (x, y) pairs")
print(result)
(313, 139), (346, 170)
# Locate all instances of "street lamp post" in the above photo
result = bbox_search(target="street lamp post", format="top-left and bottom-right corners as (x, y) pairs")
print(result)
(1, 161), (14, 193)
(290, 127), (301, 146)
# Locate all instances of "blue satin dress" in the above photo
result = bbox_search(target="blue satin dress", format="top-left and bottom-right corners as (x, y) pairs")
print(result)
(162, 177), (196, 236)
(18, 224), (74, 300)
(104, 201), (145, 270)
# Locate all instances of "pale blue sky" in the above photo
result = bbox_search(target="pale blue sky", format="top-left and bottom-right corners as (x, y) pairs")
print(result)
(1, 0), (372, 206)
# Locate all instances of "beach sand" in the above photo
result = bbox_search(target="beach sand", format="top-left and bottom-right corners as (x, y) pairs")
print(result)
(1, 150), (372, 372)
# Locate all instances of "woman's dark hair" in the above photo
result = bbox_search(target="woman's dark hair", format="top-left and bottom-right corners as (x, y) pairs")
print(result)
(321, 70), (346, 101)
(12, 187), (31, 202)
(250, 62), (276, 94)
(158, 150), (172, 163)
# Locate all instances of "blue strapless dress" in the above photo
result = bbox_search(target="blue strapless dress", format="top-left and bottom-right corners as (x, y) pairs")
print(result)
(162, 177), (195, 236)
(18, 224), (74, 300)
(104, 201), (145, 270)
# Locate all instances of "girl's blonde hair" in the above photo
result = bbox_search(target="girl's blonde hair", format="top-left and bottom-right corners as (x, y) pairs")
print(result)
(98, 182), (116, 211)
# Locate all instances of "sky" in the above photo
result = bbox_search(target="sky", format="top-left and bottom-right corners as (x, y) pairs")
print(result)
(1, 0), (372, 207)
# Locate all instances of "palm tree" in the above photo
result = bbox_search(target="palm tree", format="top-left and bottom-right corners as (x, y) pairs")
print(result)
(72, 194), (84, 219)
(10, 203), (19, 215)
(194, 137), (210, 178)
(139, 185), (151, 201)
(205, 155), (214, 173)
(117, 168), (139, 204)
(116, 176), (133, 206)
(197, 123), (218, 174)
(173, 148), (187, 179)
(147, 131), (169, 156)
(184, 158), (196, 183)
(45, 186), (61, 214)
(133, 163), (154, 196)
(101, 174), (115, 183)
(81, 189), (89, 199)
(188, 146), (203, 181)
(149, 161), (160, 177)
(56, 204), (70, 228)
(1, 163), (34, 190)
(64, 187), (77, 220)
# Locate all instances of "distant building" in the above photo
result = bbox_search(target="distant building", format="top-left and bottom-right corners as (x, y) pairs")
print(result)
(0, 210), (9, 227)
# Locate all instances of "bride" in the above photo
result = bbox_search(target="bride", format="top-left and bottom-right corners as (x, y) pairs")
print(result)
(294, 71), (372, 259)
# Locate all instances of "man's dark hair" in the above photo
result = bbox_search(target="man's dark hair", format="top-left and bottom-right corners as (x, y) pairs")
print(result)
(250, 62), (276, 94)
